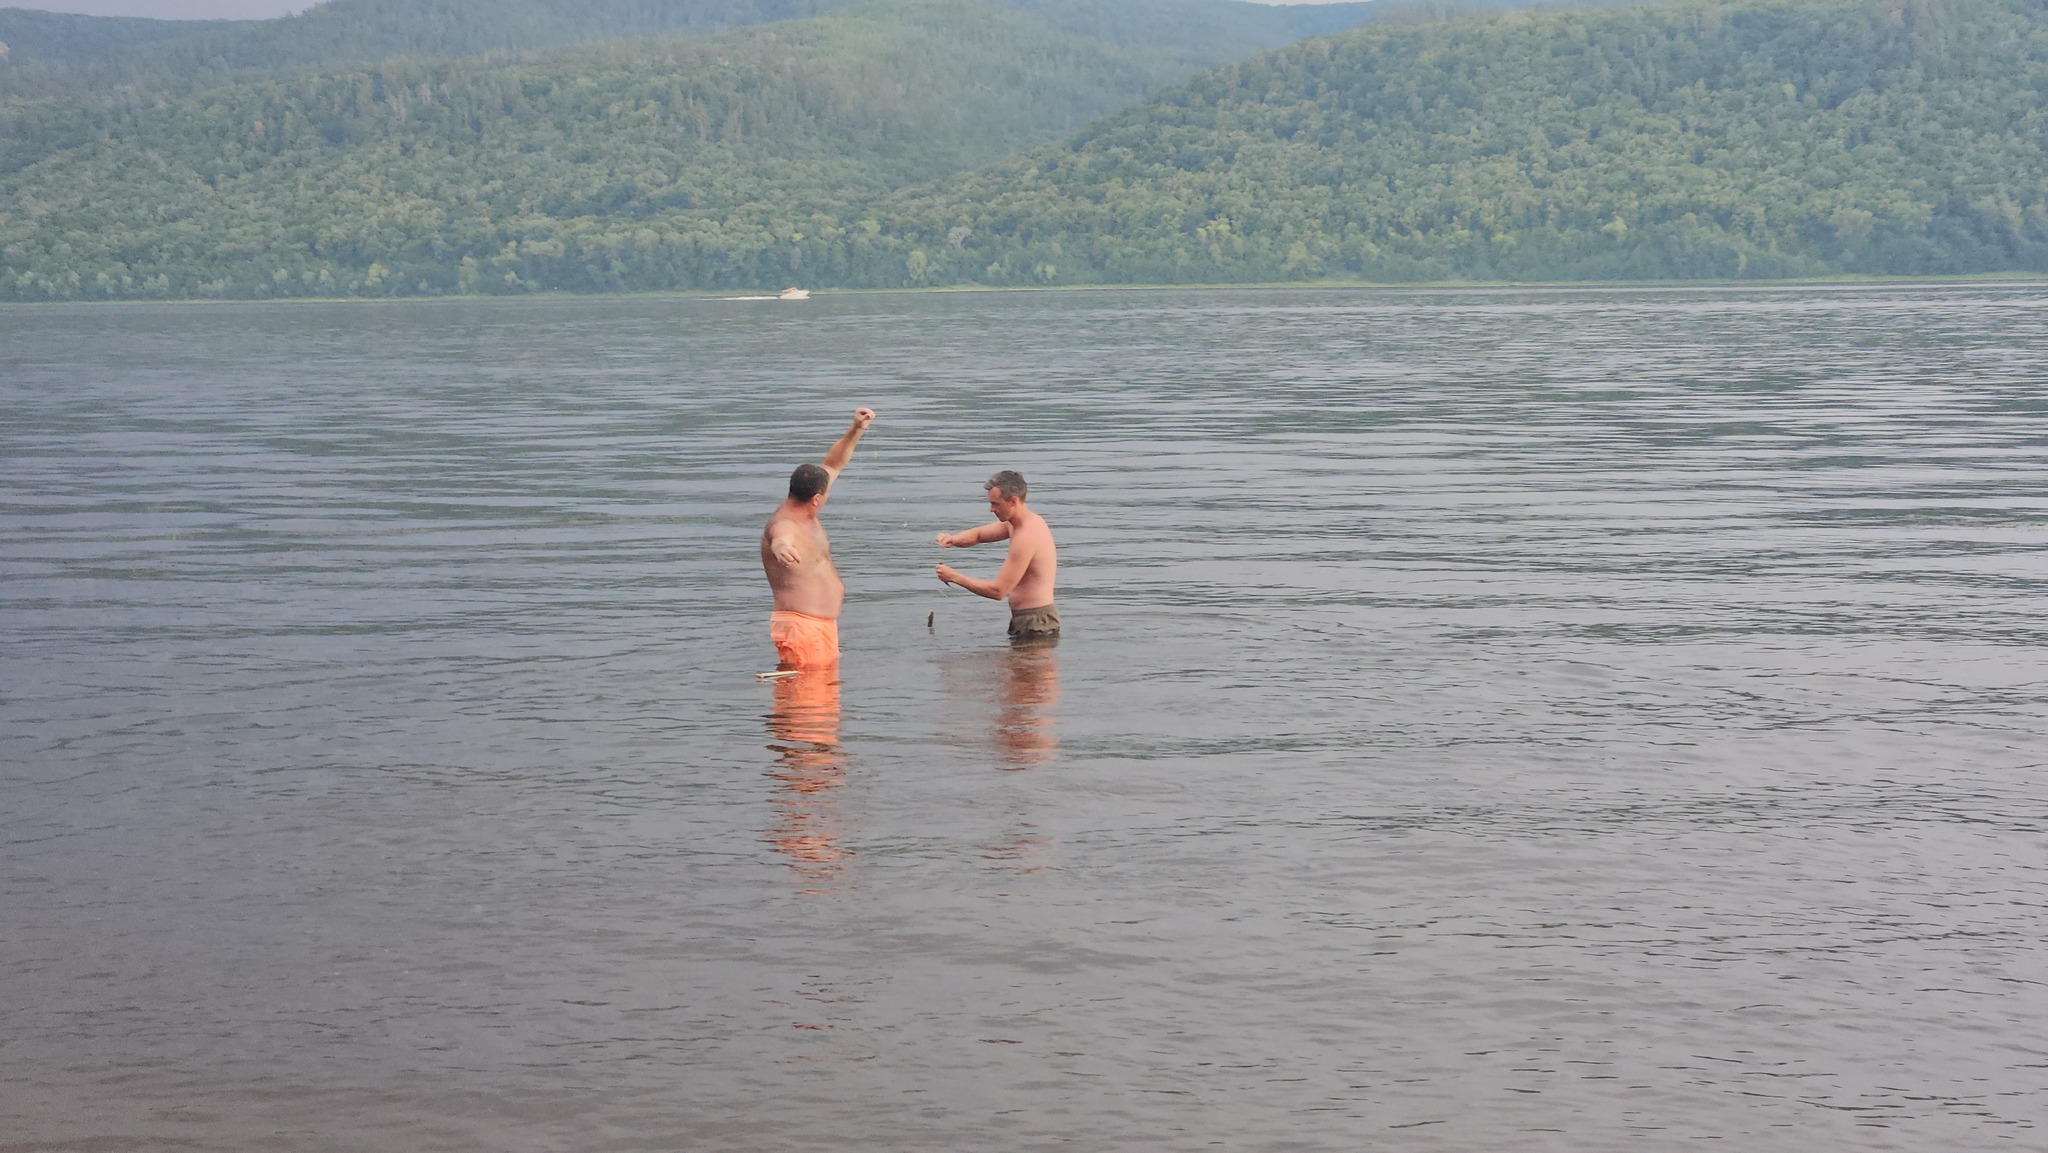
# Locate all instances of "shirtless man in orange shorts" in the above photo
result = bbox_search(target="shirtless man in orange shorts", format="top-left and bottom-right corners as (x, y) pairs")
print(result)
(762, 407), (875, 669)
(933, 470), (1060, 639)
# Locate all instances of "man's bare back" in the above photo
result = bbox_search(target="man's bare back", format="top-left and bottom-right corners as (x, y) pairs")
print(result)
(934, 470), (1059, 636)
(761, 408), (874, 667)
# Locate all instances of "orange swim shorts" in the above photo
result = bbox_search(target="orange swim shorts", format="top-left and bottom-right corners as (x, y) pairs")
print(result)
(770, 610), (840, 669)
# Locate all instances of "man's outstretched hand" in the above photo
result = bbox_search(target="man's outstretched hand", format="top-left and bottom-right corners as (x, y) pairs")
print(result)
(935, 564), (960, 586)
(852, 407), (876, 430)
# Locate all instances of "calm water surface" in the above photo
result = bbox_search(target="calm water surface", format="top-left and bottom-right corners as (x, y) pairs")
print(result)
(2, 285), (2045, 1151)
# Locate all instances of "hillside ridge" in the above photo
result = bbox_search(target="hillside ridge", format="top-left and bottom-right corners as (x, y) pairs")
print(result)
(0, 0), (1382, 98)
(4, 0), (2042, 299)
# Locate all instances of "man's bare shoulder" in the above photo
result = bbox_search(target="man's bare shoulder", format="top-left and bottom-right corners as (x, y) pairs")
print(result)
(1009, 513), (1054, 555)
(764, 512), (821, 553)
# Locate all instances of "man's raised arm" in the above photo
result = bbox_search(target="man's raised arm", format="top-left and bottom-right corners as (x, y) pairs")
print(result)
(820, 407), (877, 479)
(935, 522), (1013, 549)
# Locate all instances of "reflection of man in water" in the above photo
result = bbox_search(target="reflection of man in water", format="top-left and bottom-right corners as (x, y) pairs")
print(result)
(994, 639), (1061, 769)
(765, 672), (849, 884)
(939, 641), (1062, 769)
(762, 407), (875, 668)
(938, 642), (1060, 871)
(933, 470), (1060, 638)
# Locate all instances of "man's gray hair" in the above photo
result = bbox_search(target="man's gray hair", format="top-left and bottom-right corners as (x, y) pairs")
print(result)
(986, 470), (1028, 501)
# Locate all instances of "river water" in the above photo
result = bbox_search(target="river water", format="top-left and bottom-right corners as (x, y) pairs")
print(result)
(2, 284), (2045, 1151)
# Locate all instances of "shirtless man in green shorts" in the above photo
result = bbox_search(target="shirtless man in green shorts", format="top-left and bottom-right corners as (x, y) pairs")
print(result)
(933, 470), (1060, 638)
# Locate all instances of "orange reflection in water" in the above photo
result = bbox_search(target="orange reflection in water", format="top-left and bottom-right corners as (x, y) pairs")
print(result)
(763, 669), (848, 887)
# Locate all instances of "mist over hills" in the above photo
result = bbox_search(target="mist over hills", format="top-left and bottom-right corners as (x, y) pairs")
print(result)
(0, 0), (1379, 96)
(2, 0), (1184, 298)
(0, 9), (237, 78)
(870, 0), (2048, 284)
(0, 0), (2042, 300)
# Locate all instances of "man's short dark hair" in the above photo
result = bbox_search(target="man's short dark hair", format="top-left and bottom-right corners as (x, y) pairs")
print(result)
(986, 470), (1028, 501)
(789, 463), (831, 502)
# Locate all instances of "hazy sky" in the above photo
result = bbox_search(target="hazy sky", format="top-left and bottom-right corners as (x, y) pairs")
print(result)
(6, 1), (315, 17)
(5, 0), (1344, 19)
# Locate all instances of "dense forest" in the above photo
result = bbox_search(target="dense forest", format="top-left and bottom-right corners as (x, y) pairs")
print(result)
(876, 0), (2048, 283)
(0, 0), (2043, 299)
(0, 2), (836, 98)
(0, 0), (1216, 299)
(0, 0), (1377, 97)
(0, 9), (234, 78)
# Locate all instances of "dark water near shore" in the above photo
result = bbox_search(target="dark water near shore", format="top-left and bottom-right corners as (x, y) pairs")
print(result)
(3, 284), (2046, 1151)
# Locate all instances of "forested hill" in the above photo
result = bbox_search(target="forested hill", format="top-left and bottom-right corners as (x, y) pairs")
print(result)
(2, 0), (2044, 300)
(0, 0), (1380, 97)
(0, 0), (1190, 299)
(0, 9), (238, 72)
(0, 9), (239, 96)
(0, 1), (835, 97)
(864, 0), (2048, 284)
(872, 0), (2048, 285)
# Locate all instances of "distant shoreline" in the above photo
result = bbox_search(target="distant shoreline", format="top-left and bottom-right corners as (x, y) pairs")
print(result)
(2, 272), (2044, 310)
